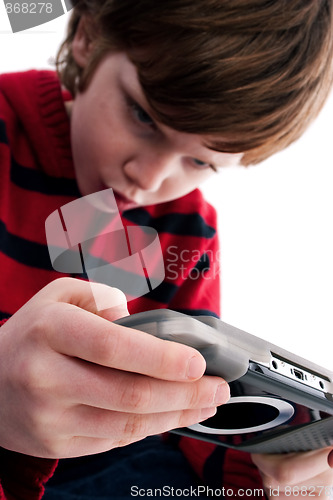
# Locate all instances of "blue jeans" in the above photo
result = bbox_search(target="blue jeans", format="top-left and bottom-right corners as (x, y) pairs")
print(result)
(43, 436), (211, 499)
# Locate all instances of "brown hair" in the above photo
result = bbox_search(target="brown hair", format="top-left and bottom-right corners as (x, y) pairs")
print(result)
(57, 0), (333, 165)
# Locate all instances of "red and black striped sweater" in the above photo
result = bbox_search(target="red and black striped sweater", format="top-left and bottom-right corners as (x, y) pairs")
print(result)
(0, 70), (264, 499)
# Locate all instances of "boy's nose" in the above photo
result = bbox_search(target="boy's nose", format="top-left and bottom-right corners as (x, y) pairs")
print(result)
(123, 154), (174, 192)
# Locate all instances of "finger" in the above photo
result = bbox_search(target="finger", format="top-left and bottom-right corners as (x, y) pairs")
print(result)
(53, 406), (218, 458)
(252, 448), (333, 487)
(42, 278), (206, 381)
(39, 277), (129, 319)
(46, 303), (207, 382)
(53, 358), (229, 412)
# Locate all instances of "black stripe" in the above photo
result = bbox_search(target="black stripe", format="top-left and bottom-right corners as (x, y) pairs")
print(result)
(124, 208), (216, 239)
(195, 253), (211, 273)
(0, 119), (8, 144)
(10, 157), (80, 196)
(0, 219), (53, 269)
(78, 249), (178, 304)
(0, 220), (178, 302)
(0, 311), (10, 321)
(141, 279), (178, 305)
(61, 249), (177, 302)
(165, 433), (182, 447)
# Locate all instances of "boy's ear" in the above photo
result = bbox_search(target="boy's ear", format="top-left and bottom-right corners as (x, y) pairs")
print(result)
(72, 16), (96, 68)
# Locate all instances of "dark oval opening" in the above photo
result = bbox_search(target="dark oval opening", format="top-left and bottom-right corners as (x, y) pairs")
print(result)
(203, 401), (280, 430)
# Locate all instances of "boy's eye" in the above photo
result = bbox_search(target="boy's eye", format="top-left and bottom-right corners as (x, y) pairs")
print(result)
(132, 102), (155, 126)
(193, 158), (208, 167)
(192, 158), (218, 172)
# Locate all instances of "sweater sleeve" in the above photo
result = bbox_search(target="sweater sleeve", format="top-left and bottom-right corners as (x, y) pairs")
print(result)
(0, 449), (58, 500)
(0, 319), (58, 500)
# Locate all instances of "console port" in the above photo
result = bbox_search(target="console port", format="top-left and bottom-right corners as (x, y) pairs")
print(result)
(293, 369), (305, 381)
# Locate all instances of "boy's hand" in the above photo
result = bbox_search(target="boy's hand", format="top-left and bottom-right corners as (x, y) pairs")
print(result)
(0, 278), (229, 459)
(252, 448), (333, 498)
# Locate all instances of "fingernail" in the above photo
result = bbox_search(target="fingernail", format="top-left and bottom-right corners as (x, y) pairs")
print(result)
(187, 356), (205, 380)
(214, 383), (229, 405)
(200, 407), (217, 421)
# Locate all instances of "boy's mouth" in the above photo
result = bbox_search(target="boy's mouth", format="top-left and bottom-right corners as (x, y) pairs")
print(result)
(113, 190), (139, 211)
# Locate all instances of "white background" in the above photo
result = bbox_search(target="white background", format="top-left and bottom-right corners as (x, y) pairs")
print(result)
(1, 11), (332, 369)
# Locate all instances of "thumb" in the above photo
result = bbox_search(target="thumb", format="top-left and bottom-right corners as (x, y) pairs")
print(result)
(91, 282), (129, 322)
(41, 278), (129, 321)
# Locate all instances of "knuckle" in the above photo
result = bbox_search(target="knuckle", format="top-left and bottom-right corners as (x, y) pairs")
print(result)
(32, 307), (50, 340)
(270, 463), (294, 485)
(17, 355), (45, 395)
(39, 436), (65, 459)
(187, 382), (202, 408)
(156, 341), (186, 380)
(32, 301), (62, 346)
(178, 408), (202, 429)
(123, 414), (148, 440)
(33, 407), (76, 458)
(97, 327), (121, 366)
(15, 357), (57, 421)
(120, 377), (153, 412)
(26, 407), (59, 455)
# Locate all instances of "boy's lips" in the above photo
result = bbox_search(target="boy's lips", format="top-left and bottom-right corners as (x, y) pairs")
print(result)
(113, 190), (139, 211)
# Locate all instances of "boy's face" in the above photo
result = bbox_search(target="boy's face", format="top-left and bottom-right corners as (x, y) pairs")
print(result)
(69, 51), (243, 211)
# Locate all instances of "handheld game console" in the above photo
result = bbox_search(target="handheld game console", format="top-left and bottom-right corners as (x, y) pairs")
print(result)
(115, 309), (333, 454)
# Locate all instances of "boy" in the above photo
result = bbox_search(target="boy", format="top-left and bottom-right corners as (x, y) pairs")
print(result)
(0, 0), (332, 498)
